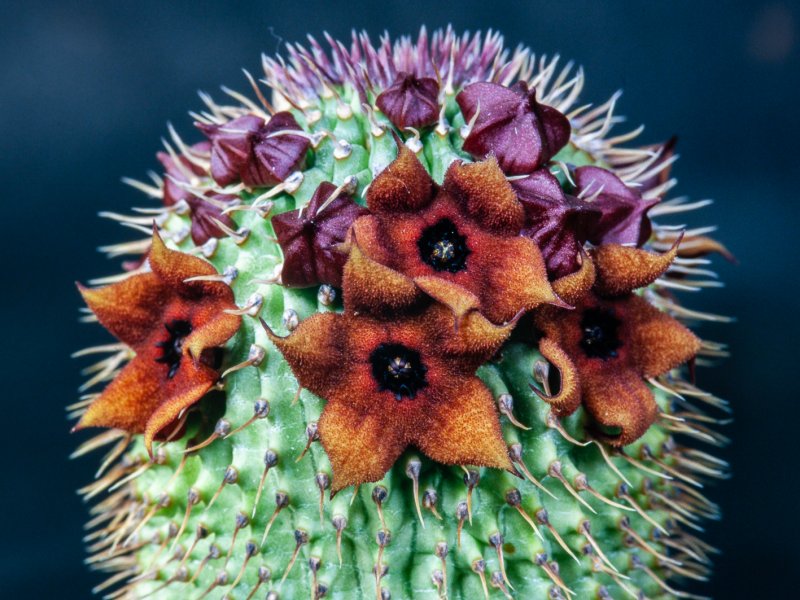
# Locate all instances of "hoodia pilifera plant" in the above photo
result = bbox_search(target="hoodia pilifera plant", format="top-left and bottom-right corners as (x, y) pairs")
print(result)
(72, 28), (731, 599)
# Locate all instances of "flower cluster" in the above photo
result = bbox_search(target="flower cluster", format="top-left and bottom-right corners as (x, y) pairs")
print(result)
(77, 74), (701, 492)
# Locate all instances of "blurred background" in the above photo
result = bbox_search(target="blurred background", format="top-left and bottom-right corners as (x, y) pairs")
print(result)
(2, 0), (797, 596)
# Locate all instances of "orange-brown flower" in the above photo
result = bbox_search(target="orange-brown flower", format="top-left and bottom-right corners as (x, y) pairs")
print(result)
(349, 143), (561, 324)
(264, 302), (514, 491)
(75, 230), (241, 453)
(533, 243), (700, 445)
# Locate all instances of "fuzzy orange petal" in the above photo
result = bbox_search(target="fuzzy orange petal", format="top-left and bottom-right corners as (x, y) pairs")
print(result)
(263, 312), (347, 399)
(581, 366), (659, 446)
(78, 275), (167, 348)
(622, 295), (701, 378)
(149, 228), (222, 292)
(442, 157), (525, 234)
(551, 251), (595, 305)
(366, 142), (435, 212)
(414, 276), (480, 323)
(592, 238), (679, 297)
(413, 376), (512, 471)
(470, 235), (562, 323)
(319, 398), (407, 492)
(342, 241), (425, 314)
(143, 359), (217, 453)
(533, 337), (582, 416)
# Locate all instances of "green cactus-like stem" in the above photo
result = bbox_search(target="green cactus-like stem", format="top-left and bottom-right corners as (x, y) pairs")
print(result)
(78, 69), (725, 600)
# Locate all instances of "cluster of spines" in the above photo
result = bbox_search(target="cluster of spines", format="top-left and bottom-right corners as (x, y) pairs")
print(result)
(72, 31), (729, 599)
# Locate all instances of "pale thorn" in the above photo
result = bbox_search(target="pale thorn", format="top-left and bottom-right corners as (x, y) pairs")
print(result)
(224, 293), (264, 317)
(182, 419), (231, 454)
(616, 484), (669, 534)
(99, 211), (168, 227)
(209, 217), (249, 245)
(459, 100), (480, 138)
(533, 554), (575, 599)
(536, 509), (580, 565)
(498, 393), (530, 430)
(508, 444), (557, 500)
(121, 176), (162, 198)
(579, 521), (618, 574)
(314, 175), (358, 216)
(118, 221), (156, 236)
(241, 69), (275, 114)
(405, 459), (425, 529)
(573, 474), (633, 512)
(614, 449), (673, 481)
(220, 344), (266, 379)
(546, 413), (590, 446)
(548, 461), (597, 514)
(620, 517), (681, 566)
(650, 198), (714, 217)
(184, 265), (238, 286)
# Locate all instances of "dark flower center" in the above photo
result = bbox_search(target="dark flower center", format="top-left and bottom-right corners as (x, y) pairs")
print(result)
(579, 308), (622, 360)
(417, 218), (470, 273)
(370, 343), (429, 400)
(155, 319), (193, 379)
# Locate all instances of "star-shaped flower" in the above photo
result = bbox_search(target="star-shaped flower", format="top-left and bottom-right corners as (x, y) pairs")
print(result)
(263, 302), (514, 491)
(532, 242), (697, 445)
(197, 112), (310, 188)
(185, 193), (238, 246)
(456, 81), (571, 175)
(347, 143), (561, 324)
(74, 230), (242, 453)
(271, 181), (370, 287)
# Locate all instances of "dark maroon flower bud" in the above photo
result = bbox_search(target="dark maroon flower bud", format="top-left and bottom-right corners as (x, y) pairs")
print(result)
(573, 166), (658, 246)
(456, 81), (570, 175)
(197, 112), (310, 188)
(376, 72), (440, 130)
(186, 193), (238, 246)
(513, 169), (601, 279)
(272, 182), (369, 288)
(157, 142), (211, 206)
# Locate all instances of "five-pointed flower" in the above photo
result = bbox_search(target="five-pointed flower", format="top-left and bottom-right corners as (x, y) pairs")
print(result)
(532, 242), (699, 445)
(74, 229), (241, 453)
(348, 143), (562, 324)
(263, 301), (514, 491)
(456, 81), (571, 175)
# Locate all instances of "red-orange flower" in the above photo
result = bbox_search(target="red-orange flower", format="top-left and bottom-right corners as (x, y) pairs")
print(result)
(349, 143), (561, 324)
(75, 230), (241, 453)
(533, 243), (699, 445)
(264, 302), (514, 491)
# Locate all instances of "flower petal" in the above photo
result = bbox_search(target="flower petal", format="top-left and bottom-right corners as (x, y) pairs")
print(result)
(591, 239), (679, 296)
(143, 359), (218, 453)
(468, 235), (561, 324)
(366, 140), (435, 212)
(263, 312), (348, 400)
(342, 240), (425, 314)
(157, 141), (211, 206)
(412, 376), (512, 471)
(319, 400), (407, 492)
(581, 365), (659, 446)
(442, 158), (524, 234)
(622, 295), (701, 378)
(551, 251), (595, 305)
(533, 338), (582, 417)
(78, 274), (167, 348)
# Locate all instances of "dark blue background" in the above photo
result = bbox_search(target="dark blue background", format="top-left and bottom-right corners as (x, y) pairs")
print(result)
(2, 1), (798, 596)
